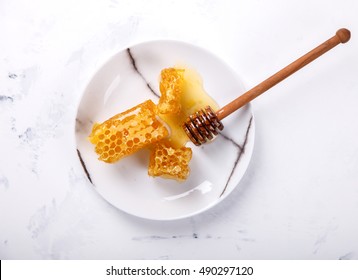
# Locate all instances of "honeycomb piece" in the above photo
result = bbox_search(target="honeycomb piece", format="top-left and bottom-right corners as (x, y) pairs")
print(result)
(89, 100), (169, 163)
(157, 68), (185, 114)
(148, 140), (192, 181)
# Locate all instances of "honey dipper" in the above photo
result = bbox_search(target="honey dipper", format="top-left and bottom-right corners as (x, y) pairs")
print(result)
(183, 28), (351, 146)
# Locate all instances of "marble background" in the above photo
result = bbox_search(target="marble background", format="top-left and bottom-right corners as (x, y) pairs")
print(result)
(0, 0), (357, 259)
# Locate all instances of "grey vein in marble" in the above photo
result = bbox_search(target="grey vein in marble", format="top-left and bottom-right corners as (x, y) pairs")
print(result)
(132, 233), (221, 241)
(27, 200), (57, 239)
(126, 48), (159, 98)
(338, 251), (355, 260)
(68, 167), (88, 186)
(77, 149), (93, 185)
(313, 223), (339, 254)
(75, 117), (93, 134)
(0, 95), (14, 102)
(11, 89), (70, 175)
(10, 117), (16, 132)
(66, 47), (84, 65)
(8, 73), (18, 79)
(219, 116), (253, 197)
(8, 67), (37, 100)
(16, 127), (41, 176)
(18, 127), (36, 142)
(0, 175), (9, 189)
(132, 232), (254, 244)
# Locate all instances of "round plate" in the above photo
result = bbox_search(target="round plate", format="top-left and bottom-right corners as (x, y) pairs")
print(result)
(75, 40), (255, 220)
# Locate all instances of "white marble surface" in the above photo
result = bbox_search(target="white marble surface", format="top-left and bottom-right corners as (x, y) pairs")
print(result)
(0, 0), (357, 259)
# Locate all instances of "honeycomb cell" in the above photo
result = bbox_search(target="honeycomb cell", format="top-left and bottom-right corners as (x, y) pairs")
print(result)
(148, 140), (192, 181)
(157, 68), (184, 114)
(89, 99), (169, 163)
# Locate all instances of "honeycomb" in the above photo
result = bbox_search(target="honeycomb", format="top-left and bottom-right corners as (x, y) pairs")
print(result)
(88, 100), (169, 163)
(148, 140), (192, 181)
(157, 68), (185, 114)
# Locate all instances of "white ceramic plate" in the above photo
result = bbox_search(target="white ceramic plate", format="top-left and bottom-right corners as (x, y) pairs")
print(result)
(75, 40), (255, 220)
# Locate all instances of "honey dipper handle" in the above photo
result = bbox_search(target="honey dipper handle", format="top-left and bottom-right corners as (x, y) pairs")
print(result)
(216, 28), (351, 120)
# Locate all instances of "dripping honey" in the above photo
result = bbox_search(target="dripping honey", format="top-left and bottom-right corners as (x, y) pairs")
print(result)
(159, 67), (219, 148)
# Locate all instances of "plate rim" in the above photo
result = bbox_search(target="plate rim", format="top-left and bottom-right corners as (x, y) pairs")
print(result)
(73, 39), (255, 221)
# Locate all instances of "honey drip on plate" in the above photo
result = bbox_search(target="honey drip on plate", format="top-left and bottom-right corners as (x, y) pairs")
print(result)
(158, 67), (219, 148)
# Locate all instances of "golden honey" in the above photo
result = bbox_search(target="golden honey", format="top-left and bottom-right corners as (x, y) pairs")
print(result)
(148, 140), (192, 181)
(157, 68), (184, 114)
(88, 100), (169, 163)
(158, 67), (219, 148)
(89, 67), (218, 181)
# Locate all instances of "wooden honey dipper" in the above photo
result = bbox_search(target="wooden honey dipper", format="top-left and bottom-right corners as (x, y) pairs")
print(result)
(183, 28), (351, 146)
